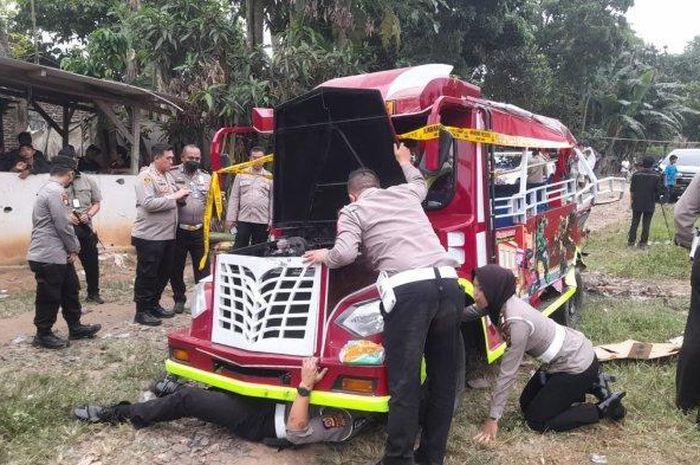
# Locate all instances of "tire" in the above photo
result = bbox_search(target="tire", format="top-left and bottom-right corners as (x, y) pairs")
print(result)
(553, 268), (584, 327)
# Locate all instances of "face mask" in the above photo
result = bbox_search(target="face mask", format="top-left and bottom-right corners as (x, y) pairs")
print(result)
(184, 160), (200, 172)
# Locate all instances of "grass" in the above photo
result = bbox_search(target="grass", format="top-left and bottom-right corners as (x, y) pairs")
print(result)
(0, 289), (36, 319)
(0, 335), (166, 465)
(319, 295), (698, 465)
(585, 203), (692, 280)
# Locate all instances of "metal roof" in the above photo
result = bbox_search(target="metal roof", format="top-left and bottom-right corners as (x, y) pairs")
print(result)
(0, 57), (184, 113)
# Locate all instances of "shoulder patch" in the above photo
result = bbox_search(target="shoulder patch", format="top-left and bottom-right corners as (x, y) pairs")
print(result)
(143, 176), (152, 185)
(61, 193), (70, 206)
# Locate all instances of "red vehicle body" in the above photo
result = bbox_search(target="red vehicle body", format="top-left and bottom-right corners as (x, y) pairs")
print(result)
(165, 64), (623, 413)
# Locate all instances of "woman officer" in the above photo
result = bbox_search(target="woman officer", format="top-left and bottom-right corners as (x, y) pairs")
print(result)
(466, 265), (625, 444)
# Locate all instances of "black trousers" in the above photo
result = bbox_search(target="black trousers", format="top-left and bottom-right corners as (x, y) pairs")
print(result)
(676, 247), (700, 410)
(170, 228), (210, 303)
(75, 225), (100, 296)
(116, 387), (276, 441)
(381, 277), (463, 465)
(519, 358), (600, 432)
(132, 237), (175, 313)
(234, 222), (268, 249)
(628, 210), (654, 245)
(28, 261), (82, 334)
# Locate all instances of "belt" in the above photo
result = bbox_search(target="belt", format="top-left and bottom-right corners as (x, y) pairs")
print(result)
(178, 223), (203, 231)
(387, 266), (457, 289)
(537, 324), (566, 364)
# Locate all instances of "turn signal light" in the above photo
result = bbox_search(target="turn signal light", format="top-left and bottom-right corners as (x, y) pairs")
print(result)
(339, 377), (375, 394)
(172, 348), (190, 363)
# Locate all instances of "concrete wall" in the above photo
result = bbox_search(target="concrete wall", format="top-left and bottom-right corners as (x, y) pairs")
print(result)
(0, 172), (137, 265)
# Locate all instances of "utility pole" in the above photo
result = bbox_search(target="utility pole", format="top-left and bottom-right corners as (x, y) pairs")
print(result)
(30, 0), (38, 64)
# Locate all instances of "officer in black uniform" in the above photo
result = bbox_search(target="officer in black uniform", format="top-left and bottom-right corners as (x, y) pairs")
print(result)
(26, 155), (101, 349)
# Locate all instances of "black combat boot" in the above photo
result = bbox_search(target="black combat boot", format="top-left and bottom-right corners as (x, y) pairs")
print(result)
(73, 402), (130, 424)
(597, 391), (626, 421)
(86, 294), (105, 304)
(150, 375), (185, 397)
(150, 305), (175, 319)
(134, 311), (162, 326)
(69, 323), (102, 340)
(33, 331), (70, 349)
(172, 301), (186, 314)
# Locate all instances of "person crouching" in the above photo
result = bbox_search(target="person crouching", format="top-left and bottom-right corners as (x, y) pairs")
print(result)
(468, 265), (625, 443)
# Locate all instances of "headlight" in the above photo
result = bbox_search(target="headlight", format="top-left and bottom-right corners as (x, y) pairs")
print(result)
(336, 300), (384, 337)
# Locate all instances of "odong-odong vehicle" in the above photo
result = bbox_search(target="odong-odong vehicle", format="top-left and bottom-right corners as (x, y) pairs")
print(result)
(164, 64), (625, 416)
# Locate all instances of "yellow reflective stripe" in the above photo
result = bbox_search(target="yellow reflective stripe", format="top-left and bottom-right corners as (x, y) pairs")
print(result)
(541, 267), (577, 318)
(458, 277), (474, 298)
(198, 154), (274, 271)
(165, 359), (390, 413)
(397, 124), (573, 149)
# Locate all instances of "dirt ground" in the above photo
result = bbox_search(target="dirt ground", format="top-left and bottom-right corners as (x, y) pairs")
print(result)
(0, 190), (691, 465)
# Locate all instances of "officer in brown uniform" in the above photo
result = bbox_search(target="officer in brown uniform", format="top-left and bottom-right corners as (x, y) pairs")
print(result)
(674, 172), (700, 424)
(225, 146), (272, 248)
(169, 145), (211, 314)
(63, 147), (105, 304)
(27, 155), (101, 349)
(132, 144), (190, 326)
(303, 143), (464, 465)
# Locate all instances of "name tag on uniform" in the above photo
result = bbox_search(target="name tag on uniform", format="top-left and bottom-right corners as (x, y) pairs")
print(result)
(376, 271), (397, 314)
(72, 199), (81, 208)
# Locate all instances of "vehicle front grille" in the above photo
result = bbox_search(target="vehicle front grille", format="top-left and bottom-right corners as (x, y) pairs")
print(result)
(211, 255), (321, 356)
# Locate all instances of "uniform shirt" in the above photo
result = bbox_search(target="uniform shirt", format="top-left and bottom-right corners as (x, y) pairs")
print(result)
(66, 173), (102, 224)
(663, 164), (678, 187)
(674, 171), (700, 248)
(630, 168), (662, 212)
(27, 179), (80, 264)
(488, 296), (595, 420)
(0, 149), (49, 174)
(285, 406), (370, 444)
(132, 164), (179, 241)
(323, 163), (458, 274)
(226, 168), (273, 225)
(171, 165), (211, 226)
(526, 152), (547, 184)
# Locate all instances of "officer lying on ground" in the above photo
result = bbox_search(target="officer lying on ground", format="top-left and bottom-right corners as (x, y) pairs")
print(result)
(466, 265), (625, 443)
(73, 357), (372, 445)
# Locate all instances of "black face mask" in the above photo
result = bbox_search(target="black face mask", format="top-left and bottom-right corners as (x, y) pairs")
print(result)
(184, 160), (200, 172)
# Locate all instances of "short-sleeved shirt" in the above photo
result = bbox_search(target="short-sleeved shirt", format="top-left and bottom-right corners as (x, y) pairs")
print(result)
(66, 173), (102, 221)
(664, 164), (678, 186)
(131, 164), (179, 241)
(225, 168), (273, 225)
(171, 165), (211, 226)
(285, 406), (371, 444)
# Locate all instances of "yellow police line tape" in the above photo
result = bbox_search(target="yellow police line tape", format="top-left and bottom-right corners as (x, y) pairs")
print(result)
(198, 155), (274, 270)
(397, 123), (573, 149)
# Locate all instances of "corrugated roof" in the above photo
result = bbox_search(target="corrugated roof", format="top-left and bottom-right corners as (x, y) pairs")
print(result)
(0, 57), (184, 112)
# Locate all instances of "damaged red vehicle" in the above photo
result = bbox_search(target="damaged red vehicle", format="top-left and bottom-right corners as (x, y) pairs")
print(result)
(165, 64), (624, 413)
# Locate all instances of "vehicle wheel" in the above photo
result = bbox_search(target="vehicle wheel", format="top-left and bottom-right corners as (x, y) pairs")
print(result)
(454, 331), (466, 413)
(554, 269), (584, 327)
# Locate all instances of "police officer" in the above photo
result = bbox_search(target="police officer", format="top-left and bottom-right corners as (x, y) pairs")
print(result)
(73, 357), (371, 445)
(225, 146), (272, 248)
(132, 144), (190, 326)
(673, 172), (700, 425)
(303, 143), (463, 465)
(62, 147), (105, 304)
(169, 144), (211, 314)
(27, 155), (101, 349)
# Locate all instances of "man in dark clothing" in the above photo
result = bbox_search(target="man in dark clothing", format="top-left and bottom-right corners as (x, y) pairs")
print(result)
(627, 156), (662, 248)
(0, 131), (49, 176)
(73, 357), (372, 445)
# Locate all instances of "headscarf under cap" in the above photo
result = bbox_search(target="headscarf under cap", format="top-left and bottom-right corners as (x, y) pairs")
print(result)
(473, 264), (517, 326)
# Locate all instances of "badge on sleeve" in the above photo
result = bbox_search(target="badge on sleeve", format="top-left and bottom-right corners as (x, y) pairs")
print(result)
(62, 193), (70, 206)
(143, 176), (152, 185)
(320, 413), (347, 430)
